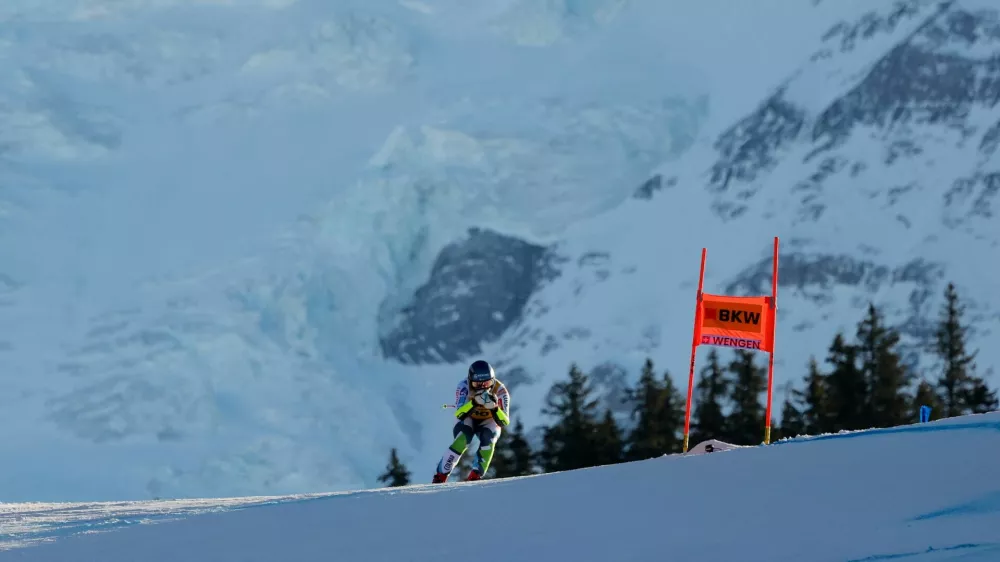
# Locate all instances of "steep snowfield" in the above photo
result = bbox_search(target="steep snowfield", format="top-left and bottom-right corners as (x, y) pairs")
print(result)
(2, 412), (999, 561)
(1, 0), (998, 501)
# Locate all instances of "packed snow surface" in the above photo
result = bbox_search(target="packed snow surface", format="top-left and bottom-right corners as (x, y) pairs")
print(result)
(1, 412), (999, 561)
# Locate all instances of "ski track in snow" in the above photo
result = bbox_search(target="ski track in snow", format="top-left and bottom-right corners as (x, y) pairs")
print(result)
(0, 496), (322, 551)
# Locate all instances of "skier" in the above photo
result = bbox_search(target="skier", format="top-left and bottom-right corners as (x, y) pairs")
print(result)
(432, 359), (510, 483)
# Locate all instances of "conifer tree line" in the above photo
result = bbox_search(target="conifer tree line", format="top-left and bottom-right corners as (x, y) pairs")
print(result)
(378, 283), (998, 486)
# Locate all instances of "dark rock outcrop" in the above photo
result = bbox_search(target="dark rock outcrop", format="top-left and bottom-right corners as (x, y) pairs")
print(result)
(379, 228), (558, 364)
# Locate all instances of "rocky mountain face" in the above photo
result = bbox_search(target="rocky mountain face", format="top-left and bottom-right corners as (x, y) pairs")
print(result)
(707, 0), (1000, 358)
(379, 228), (558, 365)
(709, 0), (1000, 220)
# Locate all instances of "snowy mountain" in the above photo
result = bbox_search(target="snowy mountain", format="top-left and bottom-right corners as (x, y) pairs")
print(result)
(2, 412), (999, 561)
(0, 0), (998, 500)
(480, 0), (1000, 424)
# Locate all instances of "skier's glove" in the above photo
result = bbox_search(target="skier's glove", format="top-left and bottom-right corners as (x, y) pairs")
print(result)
(474, 390), (498, 410)
(455, 400), (474, 419)
(493, 407), (509, 426)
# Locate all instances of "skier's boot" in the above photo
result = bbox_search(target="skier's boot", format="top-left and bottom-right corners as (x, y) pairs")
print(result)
(432, 471), (449, 484)
(465, 469), (482, 482)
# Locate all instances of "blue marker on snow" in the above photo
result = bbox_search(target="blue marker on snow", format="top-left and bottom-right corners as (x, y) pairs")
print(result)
(919, 405), (932, 423)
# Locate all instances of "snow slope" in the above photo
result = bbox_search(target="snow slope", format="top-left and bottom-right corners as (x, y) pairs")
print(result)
(2, 412), (999, 561)
(1, 0), (998, 501)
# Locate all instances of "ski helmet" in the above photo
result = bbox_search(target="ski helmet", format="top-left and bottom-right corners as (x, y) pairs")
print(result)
(468, 359), (496, 391)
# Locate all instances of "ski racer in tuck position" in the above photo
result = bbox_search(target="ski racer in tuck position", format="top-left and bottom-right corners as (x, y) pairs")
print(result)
(432, 360), (510, 483)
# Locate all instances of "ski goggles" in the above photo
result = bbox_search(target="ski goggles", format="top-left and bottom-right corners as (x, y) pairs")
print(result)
(470, 379), (493, 390)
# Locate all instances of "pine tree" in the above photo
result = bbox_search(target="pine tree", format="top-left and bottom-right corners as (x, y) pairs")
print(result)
(781, 356), (834, 439)
(725, 350), (768, 445)
(538, 363), (602, 472)
(778, 381), (805, 439)
(657, 369), (686, 453)
(965, 380), (999, 414)
(376, 448), (411, 487)
(856, 303), (912, 429)
(491, 418), (535, 478)
(625, 358), (661, 460)
(825, 332), (867, 431)
(799, 356), (833, 434)
(932, 282), (999, 417)
(934, 282), (974, 417)
(624, 359), (685, 460)
(690, 349), (729, 446)
(592, 408), (624, 466)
